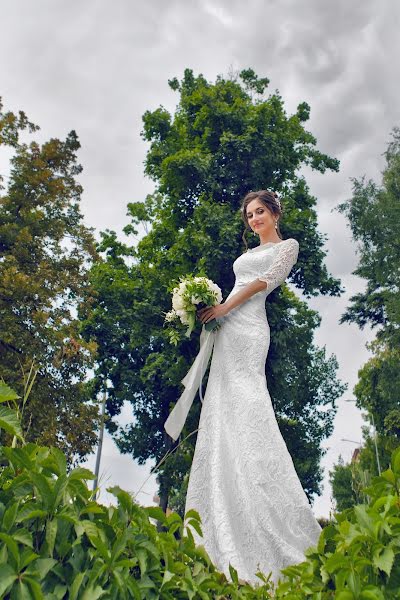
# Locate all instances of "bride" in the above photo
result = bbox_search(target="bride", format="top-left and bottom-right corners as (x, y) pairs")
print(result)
(164, 190), (322, 587)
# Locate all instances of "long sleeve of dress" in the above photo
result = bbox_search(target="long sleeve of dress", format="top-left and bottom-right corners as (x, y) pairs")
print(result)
(257, 238), (299, 295)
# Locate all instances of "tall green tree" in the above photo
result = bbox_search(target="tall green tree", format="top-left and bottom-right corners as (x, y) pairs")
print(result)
(354, 341), (400, 438)
(329, 455), (358, 512)
(83, 68), (346, 514)
(0, 97), (99, 462)
(337, 128), (400, 443)
(337, 127), (400, 345)
(330, 128), (400, 508)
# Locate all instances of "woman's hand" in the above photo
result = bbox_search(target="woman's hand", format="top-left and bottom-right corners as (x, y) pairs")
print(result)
(197, 303), (230, 324)
(197, 279), (268, 325)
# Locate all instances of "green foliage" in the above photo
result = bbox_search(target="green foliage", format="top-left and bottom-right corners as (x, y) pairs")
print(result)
(329, 457), (359, 512)
(82, 68), (346, 511)
(0, 383), (24, 443)
(354, 342), (400, 438)
(321, 124), (400, 590)
(333, 127), (400, 494)
(357, 432), (399, 484)
(337, 126), (400, 347)
(0, 385), (280, 598)
(329, 456), (374, 512)
(2, 384), (400, 598)
(274, 447), (400, 598)
(3, 444), (280, 599)
(0, 97), (100, 462)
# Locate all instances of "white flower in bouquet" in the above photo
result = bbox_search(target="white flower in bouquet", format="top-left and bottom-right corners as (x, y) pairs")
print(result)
(164, 274), (223, 345)
(210, 284), (223, 304)
(172, 292), (185, 311)
(164, 310), (177, 322)
(175, 309), (189, 325)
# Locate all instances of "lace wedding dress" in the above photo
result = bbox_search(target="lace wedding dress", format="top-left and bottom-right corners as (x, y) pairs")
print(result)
(164, 238), (322, 587)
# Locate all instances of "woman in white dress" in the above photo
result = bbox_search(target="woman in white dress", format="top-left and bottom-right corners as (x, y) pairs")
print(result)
(164, 190), (322, 587)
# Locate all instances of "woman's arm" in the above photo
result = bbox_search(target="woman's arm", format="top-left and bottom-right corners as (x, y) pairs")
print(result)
(257, 238), (299, 294)
(198, 279), (267, 324)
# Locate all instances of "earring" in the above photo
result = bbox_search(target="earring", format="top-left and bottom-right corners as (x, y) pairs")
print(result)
(275, 221), (278, 229)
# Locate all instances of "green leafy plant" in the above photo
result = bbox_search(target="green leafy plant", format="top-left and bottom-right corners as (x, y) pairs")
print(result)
(274, 448), (400, 598)
(0, 383), (277, 598)
(0, 360), (38, 447)
(2, 380), (400, 598)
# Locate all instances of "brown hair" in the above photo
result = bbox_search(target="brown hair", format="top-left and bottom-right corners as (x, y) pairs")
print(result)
(240, 190), (283, 250)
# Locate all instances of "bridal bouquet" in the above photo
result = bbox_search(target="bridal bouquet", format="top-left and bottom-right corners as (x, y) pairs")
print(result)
(164, 275), (223, 345)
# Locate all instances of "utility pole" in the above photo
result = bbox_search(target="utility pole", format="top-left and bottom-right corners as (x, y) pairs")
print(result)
(93, 387), (107, 498)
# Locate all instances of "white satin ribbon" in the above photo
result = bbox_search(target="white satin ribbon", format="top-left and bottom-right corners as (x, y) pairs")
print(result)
(164, 326), (216, 441)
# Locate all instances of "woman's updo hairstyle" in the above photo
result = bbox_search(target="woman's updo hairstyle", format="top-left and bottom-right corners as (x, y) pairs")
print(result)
(240, 189), (283, 250)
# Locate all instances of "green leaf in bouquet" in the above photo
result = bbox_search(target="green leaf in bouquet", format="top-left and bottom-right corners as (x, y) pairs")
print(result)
(185, 311), (196, 337)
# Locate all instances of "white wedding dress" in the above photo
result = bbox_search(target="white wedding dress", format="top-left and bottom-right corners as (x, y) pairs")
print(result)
(165, 238), (322, 587)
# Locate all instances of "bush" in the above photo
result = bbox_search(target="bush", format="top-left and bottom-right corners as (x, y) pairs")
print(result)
(274, 448), (400, 598)
(1, 380), (400, 598)
(0, 382), (276, 598)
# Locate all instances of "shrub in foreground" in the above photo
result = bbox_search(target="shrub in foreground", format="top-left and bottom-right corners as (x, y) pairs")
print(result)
(0, 440), (277, 598)
(1, 380), (400, 598)
(0, 383), (276, 598)
(274, 447), (400, 598)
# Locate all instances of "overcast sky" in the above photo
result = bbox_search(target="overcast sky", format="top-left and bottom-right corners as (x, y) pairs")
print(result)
(1, 0), (399, 518)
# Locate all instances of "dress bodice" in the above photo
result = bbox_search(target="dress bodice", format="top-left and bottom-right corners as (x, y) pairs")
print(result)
(232, 238), (299, 297)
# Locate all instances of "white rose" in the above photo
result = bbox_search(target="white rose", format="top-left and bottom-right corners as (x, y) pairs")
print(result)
(209, 282), (222, 303)
(178, 281), (187, 292)
(172, 292), (185, 311)
(176, 309), (189, 324)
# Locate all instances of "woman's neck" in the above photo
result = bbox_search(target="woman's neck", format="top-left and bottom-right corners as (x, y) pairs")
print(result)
(258, 234), (281, 245)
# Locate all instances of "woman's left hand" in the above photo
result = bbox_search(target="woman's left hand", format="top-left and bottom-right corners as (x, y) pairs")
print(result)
(197, 303), (230, 324)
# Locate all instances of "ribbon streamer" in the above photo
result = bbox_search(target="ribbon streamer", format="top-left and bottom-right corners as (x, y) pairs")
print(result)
(164, 326), (216, 441)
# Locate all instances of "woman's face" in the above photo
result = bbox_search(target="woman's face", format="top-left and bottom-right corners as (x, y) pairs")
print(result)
(245, 198), (275, 235)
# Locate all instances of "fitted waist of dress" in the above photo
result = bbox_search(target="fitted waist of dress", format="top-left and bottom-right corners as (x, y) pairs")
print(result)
(230, 279), (268, 294)
(233, 279), (253, 288)
(226, 281), (268, 309)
